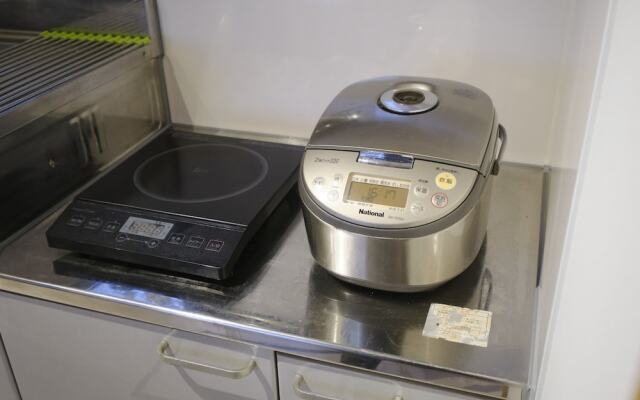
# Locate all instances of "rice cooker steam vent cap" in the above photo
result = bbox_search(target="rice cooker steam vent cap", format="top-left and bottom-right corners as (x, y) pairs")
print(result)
(378, 82), (439, 115)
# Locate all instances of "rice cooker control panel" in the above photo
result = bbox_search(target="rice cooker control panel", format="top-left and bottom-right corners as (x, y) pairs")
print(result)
(302, 149), (477, 229)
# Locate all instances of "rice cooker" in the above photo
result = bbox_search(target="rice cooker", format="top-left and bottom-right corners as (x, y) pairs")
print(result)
(299, 76), (506, 292)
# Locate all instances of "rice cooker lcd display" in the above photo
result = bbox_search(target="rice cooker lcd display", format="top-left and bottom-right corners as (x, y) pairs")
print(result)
(345, 174), (410, 208)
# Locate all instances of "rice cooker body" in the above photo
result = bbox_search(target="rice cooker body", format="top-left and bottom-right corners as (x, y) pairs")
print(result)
(300, 77), (504, 292)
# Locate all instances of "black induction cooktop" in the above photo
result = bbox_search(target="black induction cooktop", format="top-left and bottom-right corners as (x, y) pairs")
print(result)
(46, 130), (304, 279)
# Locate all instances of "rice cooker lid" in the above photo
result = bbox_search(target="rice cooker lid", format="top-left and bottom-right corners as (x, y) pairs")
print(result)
(307, 77), (497, 174)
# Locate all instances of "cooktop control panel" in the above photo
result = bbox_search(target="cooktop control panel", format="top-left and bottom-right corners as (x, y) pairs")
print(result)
(302, 149), (478, 229)
(47, 200), (244, 279)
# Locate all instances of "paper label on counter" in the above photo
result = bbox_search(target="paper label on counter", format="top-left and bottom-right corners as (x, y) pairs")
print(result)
(423, 303), (492, 347)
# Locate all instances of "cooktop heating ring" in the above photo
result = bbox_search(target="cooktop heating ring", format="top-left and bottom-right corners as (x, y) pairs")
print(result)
(133, 143), (269, 203)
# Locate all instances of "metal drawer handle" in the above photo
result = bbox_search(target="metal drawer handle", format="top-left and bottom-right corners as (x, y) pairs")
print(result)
(293, 374), (403, 400)
(158, 339), (256, 379)
(491, 124), (508, 175)
(87, 109), (104, 154)
(70, 116), (90, 166)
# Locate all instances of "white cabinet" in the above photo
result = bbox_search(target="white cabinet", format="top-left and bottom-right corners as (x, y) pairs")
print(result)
(0, 291), (277, 400)
(0, 335), (20, 400)
(0, 290), (497, 400)
(277, 354), (481, 400)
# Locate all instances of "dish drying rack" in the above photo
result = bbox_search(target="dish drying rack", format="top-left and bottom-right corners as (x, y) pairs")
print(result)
(0, 0), (150, 118)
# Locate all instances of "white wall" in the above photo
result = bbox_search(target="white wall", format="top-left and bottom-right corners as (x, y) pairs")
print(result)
(157, 0), (571, 165)
(536, 0), (640, 398)
(533, 0), (611, 386)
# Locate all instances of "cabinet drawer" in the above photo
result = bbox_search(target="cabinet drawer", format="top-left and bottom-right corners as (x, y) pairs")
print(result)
(0, 292), (276, 400)
(277, 354), (482, 400)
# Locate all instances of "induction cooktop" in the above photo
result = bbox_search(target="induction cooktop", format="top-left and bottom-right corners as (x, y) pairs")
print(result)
(46, 130), (304, 279)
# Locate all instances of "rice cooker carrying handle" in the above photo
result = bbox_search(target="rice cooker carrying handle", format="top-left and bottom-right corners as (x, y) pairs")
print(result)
(491, 124), (507, 175)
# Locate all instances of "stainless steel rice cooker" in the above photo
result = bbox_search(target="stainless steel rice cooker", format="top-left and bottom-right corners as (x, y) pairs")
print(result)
(299, 76), (506, 292)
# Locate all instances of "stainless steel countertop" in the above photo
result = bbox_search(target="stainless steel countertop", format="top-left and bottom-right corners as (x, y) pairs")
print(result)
(0, 163), (543, 399)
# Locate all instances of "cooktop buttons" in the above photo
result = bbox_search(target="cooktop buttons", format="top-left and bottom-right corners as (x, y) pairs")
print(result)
(66, 215), (85, 227)
(205, 240), (224, 252)
(115, 233), (128, 242)
(167, 233), (185, 245)
(435, 172), (456, 190)
(85, 217), (103, 230)
(103, 222), (119, 233)
(410, 202), (425, 214)
(413, 185), (429, 197)
(147, 239), (159, 249)
(431, 192), (449, 208)
(186, 236), (204, 249)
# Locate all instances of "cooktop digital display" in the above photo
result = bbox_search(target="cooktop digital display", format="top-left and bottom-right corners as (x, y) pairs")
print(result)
(119, 217), (173, 240)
